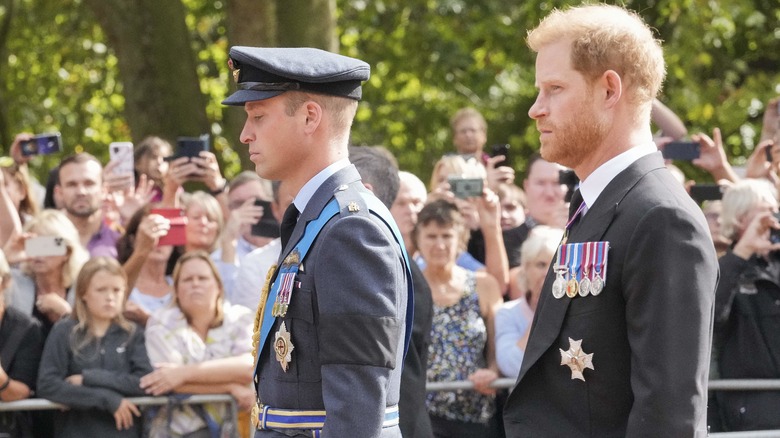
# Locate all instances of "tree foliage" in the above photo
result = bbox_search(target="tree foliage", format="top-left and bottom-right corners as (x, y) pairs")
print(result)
(1, 0), (778, 186)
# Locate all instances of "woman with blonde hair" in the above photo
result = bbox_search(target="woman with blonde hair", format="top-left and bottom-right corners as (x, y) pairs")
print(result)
(141, 251), (254, 437)
(37, 257), (152, 437)
(5, 209), (89, 336)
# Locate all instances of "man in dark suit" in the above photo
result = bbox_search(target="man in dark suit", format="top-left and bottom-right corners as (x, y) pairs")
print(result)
(503, 4), (718, 437)
(350, 145), (435, 438)
(224, 47), (412, 438)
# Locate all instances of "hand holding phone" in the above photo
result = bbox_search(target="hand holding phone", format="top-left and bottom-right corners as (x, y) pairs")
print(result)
(20, 133), (63, 157)
(448, 177), (484, 199)
(25, 236), (67, 258)
(490, 144), (511, 167)
(251, 199), (281, 238)
(109, 142), (135, 177)
(662, 141), (701, 161)
(149, 208), (188, 246)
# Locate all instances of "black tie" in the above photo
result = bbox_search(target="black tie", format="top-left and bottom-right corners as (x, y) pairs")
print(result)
(568, 188), (584, 222)
(280, 204), (299, 248)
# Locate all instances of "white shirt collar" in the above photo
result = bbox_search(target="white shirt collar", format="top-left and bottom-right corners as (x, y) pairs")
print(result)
(293, 158), (351, 213)
(579, 142), (657, 209)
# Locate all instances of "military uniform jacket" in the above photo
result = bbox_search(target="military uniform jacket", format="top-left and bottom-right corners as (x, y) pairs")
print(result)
(255, 165), (408, 438)
(503, 152), (718, 437)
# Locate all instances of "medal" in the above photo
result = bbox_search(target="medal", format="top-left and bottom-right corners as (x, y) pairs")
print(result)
(591, 272), (604, 295)
(273, 322), (294, 372)
(552, 264), (567, 299)
(579, 242), (591, 297)
(590, 241), (609, 296)
(565, 242), (579, 298)
(559, 337), (595, 381)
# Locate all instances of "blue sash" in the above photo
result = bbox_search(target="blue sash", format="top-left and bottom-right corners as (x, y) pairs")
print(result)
(255, 193), (414, 368)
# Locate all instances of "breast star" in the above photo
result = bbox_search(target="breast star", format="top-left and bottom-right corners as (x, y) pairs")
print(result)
(559, 337), (594, 381)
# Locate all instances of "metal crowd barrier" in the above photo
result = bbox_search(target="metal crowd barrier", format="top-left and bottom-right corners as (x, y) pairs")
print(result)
(425, 378), (780, 438)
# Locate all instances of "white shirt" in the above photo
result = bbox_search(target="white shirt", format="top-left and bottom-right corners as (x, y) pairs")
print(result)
(232, 238), (282, 311)
(579, 143), (657, 210)
(293, 158), (351, 213)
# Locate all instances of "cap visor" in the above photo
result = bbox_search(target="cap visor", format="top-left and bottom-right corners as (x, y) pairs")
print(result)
(222, 89), (286, 106)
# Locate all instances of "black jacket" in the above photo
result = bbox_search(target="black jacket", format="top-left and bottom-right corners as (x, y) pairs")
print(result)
(37, 318), (153, 438)
(715, 250), (780, 431)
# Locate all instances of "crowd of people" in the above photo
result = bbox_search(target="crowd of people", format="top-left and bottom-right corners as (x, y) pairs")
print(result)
(1, 27), (780, 438)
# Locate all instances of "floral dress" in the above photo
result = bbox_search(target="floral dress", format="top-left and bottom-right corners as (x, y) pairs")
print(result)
(426, 271), (495, 424)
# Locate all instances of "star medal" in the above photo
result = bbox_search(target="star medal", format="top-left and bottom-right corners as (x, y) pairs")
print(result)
(552, 264), (567, 299)
(559, 337), (594, 381)
(273, 322), (294, 372)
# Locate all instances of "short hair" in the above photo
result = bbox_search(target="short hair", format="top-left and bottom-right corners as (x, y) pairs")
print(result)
(349, 145), (400, 209)
(57, 153), (102, 183)
(520, 225), (564, 265)
(450, 107), (487, 133)
(172, 250), (225, 329)
(496, 183), (527, 208)
(413, 199), (470, 253)
(398, 171), (428, 203)
(527, 4), (665, 106)
(720, 179), (778, 241)
(284, 91), (358, 140)
(228, 171), (272, 199)
(22, 209), (90, 288)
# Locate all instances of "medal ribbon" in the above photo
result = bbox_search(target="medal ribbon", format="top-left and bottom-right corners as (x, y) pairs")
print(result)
(597, 241), (609, 279)
(581, 242), (591, 279)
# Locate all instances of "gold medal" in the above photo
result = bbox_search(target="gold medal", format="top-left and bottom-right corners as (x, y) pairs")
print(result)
(565, 278), (579, 298)
(283, 249), (300, 268)
(273, 322), (294, 372)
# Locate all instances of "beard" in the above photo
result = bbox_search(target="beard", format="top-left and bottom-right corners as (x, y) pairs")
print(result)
(65, 200), (100, 218)
(540, 101), (609, 169)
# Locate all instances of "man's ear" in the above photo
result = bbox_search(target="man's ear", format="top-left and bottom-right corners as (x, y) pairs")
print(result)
(302, 101), (323, 135)
(362, 182), (375, 194)
(601, 70), (622, 108)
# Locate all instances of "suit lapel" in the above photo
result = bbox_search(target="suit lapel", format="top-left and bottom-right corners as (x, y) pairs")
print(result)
(514, 152), (666, 386)
(277, 165), (362, 264)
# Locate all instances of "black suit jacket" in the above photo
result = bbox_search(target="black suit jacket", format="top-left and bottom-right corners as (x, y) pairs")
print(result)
(503, 152), (718, 437)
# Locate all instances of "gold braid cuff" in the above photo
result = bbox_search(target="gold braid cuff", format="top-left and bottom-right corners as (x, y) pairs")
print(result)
(251, 263), (278, 368)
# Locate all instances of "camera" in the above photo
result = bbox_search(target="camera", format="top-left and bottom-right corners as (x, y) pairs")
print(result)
(448, 177), (484, 199)
(20, 133), (63, 157)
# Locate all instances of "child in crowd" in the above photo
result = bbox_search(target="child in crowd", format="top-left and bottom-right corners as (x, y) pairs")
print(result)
(37, 257), (152, 438)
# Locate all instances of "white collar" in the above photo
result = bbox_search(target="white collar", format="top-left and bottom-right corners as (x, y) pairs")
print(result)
(293, 158), (351, 213)
(579, 142), (657, 209)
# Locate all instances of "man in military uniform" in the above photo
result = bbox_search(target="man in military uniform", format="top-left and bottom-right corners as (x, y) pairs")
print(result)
(223, 47), (412, 438)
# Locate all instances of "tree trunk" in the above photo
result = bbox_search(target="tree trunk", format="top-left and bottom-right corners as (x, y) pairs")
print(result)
(83, 0), (209, 144)
(276, 0), (337, 50)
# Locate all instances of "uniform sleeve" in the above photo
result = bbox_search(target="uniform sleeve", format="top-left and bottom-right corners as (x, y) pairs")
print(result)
(82, 326), (153, 396)
(36, 320), (124, 413)
(314, 214), (406, 437)
(622, 204), (718, 437)
(495, 305), (526, 378)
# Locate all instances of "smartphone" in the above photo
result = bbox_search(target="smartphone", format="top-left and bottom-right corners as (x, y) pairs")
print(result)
(766, 144), (774, 163)
(150, 208), (188, 246)
(174, 134), (210, 160)
(25, 236), (67, 258)
(109, 142), (135, 178)
(448, 177), (484, 199)
(20, 133), (63, 157)
(490, 143), (511, 167)
(662, 141), (700, 160)
(251, 199), (281, 238)
(689, 184), (724, 203)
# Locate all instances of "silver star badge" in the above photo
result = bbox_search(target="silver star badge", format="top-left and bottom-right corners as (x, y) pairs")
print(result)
(559, 337), (594, 381)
